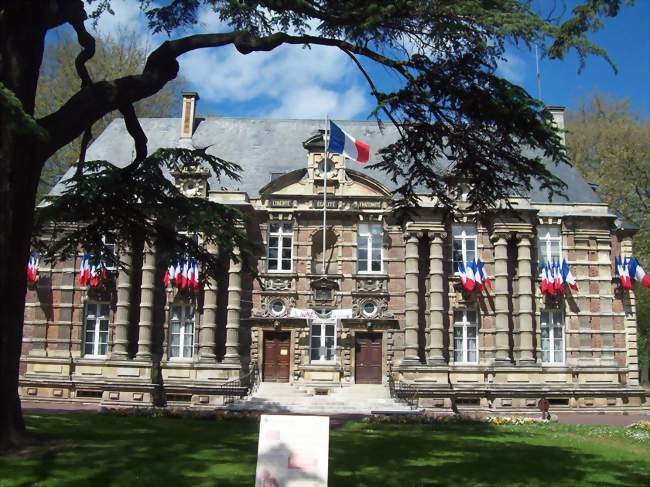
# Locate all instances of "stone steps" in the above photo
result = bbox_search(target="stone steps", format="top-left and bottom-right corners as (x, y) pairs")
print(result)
(227, 382), (419, 415)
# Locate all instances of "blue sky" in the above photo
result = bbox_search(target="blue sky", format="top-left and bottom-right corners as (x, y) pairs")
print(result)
(81, 0), (649, 119)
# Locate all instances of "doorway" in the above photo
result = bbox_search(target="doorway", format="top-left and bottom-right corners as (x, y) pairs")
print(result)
(262, 331), (291, 382)
(355, 333), (382, 384)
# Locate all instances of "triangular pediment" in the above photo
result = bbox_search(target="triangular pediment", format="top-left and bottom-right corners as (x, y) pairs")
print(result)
(259, 168), (391, 199)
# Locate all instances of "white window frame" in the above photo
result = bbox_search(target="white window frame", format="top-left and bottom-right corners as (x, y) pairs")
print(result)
(453, 309), (479, 364)
(169, 304), (195, 359)
(357, 223), (383, 274)
(541, 309), (565, 365)
(310, 318), (337, 364)
(84, 302), (110, 357)
(102, 234), (118, 270)
(267, 222), (293, 273)
(537, 225), (562, 266)
(452, 224), (477, 270)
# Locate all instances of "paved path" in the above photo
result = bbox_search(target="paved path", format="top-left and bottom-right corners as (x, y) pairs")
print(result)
(556, 413), (648, 426)
(21, 399), (649, 426)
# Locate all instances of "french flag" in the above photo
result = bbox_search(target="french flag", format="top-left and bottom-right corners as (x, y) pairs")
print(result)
(561, 259), (578, 291)
(164, 260), (177, 287)
(327, 120), (370, 164)
(27, 252), (39, 285)
(553, 261), (564, 294)
(79, 254), (90, 286)
(628, 257), (650, 288)
(546, 263), (555, 295)
(540, 265), (549, 294)
(476, 259), (492, 291)
(617, 256), (632, 290)
(456, 261), (475, 292)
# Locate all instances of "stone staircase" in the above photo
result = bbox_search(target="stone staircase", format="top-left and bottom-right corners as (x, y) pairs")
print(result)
(228, 382), (419, 415)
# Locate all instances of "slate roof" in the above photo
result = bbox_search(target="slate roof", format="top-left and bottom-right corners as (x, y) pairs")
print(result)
(49, 117), (602, 204)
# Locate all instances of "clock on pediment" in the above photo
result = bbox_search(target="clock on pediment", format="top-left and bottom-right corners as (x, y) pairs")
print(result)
(302, 130), (344, 184)
(172, 162), (211, 198)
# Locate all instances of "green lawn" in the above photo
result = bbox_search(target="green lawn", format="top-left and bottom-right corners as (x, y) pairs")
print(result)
(0, 413), (648, 486)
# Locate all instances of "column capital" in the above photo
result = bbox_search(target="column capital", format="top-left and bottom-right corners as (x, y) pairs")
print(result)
(489, 231), (511, 244)
(515, 232), (534, 244)
(429, 231), (447, 242)
(403, 230), (424, 242)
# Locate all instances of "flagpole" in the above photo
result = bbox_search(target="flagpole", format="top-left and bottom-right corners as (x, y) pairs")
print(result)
(322, 116), (328, 276)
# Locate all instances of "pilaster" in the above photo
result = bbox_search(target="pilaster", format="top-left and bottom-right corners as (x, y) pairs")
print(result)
(110, 245), (131, 360)
(491, 233), (511, 364)
(224, 248), (242, 364)
(136, 243), (156, 360)
(402, 231), (421, 364)
(427, 232), (446, 364)
(516, 232), (535, 364)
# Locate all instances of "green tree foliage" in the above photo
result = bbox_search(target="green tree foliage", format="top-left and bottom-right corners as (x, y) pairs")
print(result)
(566, 93), (650, 382)
(0, 0), (632, 448)
(35, 29), (184, 200)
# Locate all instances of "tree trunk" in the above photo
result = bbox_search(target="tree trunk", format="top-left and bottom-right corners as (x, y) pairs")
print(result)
(0, 8), (47, 450)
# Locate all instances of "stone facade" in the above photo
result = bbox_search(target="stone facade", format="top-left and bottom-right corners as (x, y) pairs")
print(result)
(19, 94), (648, 413)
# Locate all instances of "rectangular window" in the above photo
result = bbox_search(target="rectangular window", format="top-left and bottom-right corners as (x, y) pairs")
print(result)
(310, 318), (337, 363)
(169, 304), (195, 359)
(537, 225), (562, 266)
(452, 224), (477, 271)
(267, 222), (293, 272)
(358, 223), (383, 273)
(453, 309), (479, 364)
(84, 303), (110, 357)
(541, 309), (565, 364)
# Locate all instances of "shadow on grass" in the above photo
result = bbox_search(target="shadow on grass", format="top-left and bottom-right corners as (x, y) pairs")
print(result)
(0, 414), (648, 487)
(4, 413), (260, 487)
(329, 422), (650, 487)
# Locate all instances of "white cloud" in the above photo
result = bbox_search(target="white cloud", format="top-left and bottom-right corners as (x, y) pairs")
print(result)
(87, 2), (372, 119)
(267, 84), (369, 119)
(179, 43), (372, 119)
(497, 50), (528, 85)
(90, 0), (148, 37)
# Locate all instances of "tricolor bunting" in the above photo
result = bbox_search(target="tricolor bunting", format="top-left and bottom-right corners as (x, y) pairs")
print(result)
(540, 259), (577, 295)
(456, 259), (491, 293)
(327, 120), (370, 164)
(78, 253), (107, 288)
(164, 256), (200, 290)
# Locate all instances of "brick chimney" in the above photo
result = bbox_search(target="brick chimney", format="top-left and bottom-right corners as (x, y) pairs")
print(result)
(180, 91), (199, 139)
(548, 105), (565, 146)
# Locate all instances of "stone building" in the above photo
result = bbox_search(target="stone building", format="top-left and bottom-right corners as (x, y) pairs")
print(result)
(20, 92), (648, 412)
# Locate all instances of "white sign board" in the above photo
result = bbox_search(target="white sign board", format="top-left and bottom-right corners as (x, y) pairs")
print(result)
(255, 415), (329, 487)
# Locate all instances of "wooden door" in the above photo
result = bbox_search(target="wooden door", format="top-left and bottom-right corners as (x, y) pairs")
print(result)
(263, 332), (291, 382)
(355, 333), (382, 384)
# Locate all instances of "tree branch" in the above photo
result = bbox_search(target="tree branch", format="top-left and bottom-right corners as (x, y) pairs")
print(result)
(36, 30), (410, 161)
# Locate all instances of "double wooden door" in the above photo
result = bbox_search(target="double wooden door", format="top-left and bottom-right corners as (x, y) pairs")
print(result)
(355, 333), (382, 384)
(263, 332), (291, 382)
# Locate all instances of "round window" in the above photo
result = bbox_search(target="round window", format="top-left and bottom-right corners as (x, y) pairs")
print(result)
(318, 159), (335, 177)
(363, 301), (377, 317)
(270, 300), (286, 316)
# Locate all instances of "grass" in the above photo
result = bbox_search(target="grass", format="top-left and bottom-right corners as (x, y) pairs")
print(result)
(0, 413), (648, 486)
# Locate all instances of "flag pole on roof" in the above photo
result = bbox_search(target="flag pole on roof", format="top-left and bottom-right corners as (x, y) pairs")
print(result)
(322, 115), (328, 276)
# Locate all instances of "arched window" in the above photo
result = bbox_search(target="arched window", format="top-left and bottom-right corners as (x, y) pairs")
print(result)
(311, 229), (337, 274)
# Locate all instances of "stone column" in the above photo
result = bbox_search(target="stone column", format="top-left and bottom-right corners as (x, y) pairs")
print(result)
(402, 232), (421, 363)
(199, 259), (218, 362)
(427, 232), (446, 364)
(111, 245), (132, 360)
(136, 243), (156, 360)
(492, 234), (511, 364)
(516, 234), (535, 364)
(224, 248), (242, 364)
